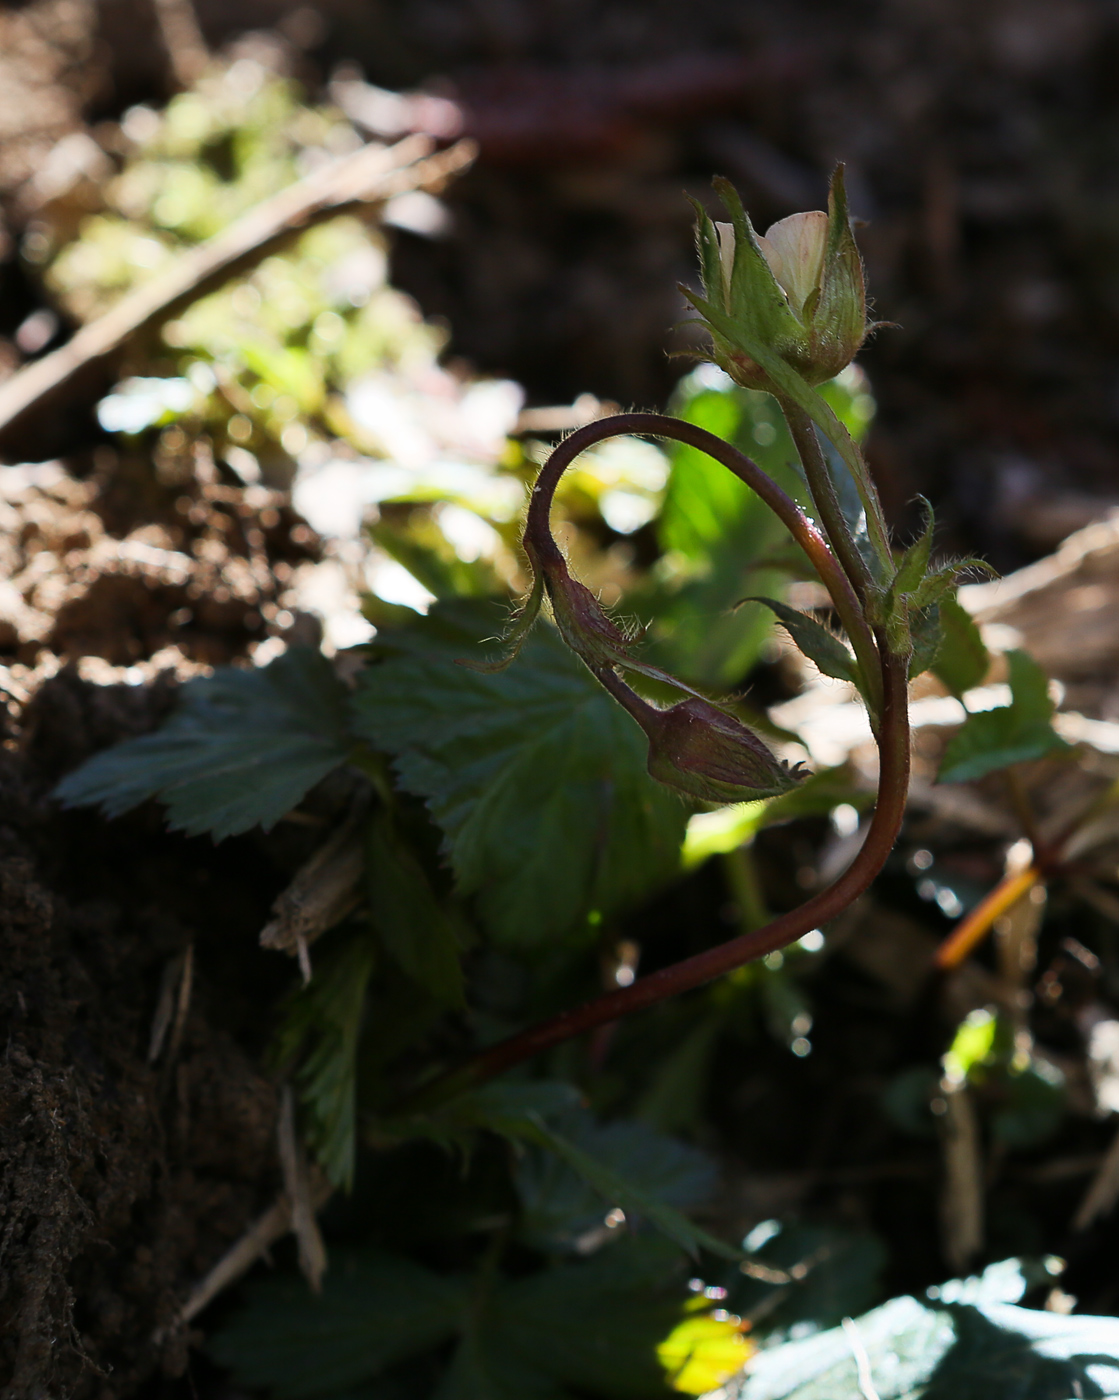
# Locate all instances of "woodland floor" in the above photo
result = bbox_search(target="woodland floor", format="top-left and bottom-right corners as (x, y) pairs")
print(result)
(5, 1), (1119, 1396)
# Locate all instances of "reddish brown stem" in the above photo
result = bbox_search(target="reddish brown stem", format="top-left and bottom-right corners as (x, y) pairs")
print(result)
(388, 473), (910, 1117)
(525, 413), (883, 717)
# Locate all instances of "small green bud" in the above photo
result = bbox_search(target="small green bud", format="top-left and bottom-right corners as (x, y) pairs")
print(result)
(690, 166), (868, 391)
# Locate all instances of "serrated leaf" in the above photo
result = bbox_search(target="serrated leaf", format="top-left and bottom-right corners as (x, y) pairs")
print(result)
(272, 932), (377, 1189)
(938, 650), (1068, 784)
(527, 1116), (737, 1260)
(932, 597), (990, 698)
(213, 1239), (685, 1400)
(515, 1111), (717, 1253)
(367, 810), (464, 1008)
(749, 597), (857, 685)
(350, 602), (688, 949)
(54, 647), (352, 839)
(729, 1285), (1119, 1399)
(209, 1249), (467, 1399)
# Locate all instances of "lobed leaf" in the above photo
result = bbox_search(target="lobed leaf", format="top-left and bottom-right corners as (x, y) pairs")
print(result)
(350, 602), (688, 949)
(54, 647), (352, 839)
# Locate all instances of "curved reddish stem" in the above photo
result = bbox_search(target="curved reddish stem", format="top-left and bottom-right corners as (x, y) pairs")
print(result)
(386, 416), (911, 1118)
(526, 413), (882, 717)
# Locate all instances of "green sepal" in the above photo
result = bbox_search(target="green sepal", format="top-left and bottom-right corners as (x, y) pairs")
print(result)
(908, 604), (943, 680)
(890, 497), (935, 598)
(748, 596), (859, 687)
(680, 284), (891, 567)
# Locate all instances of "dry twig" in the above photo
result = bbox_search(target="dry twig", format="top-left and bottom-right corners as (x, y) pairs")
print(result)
(0, 133), (476, 455)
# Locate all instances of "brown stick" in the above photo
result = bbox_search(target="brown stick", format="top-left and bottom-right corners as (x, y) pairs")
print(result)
(0, 134), (476, 455)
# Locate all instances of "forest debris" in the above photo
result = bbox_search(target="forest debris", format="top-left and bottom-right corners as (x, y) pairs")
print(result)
(148, 943), (193, 1063)
(167, 1168), (334, 1334)
(1073, 1122), (1119, 1231)
(278, 1085), (328, 1291)
(0, 131), (476, 454)
(841, 1316), (882, 1400)
(938, 1078), (983, 1273)
(960, 511), (1119, 683)
(259, 810), (367, 963)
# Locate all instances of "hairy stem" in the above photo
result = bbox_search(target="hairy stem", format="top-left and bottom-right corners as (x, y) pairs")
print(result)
(384, 407), (913, 1118)
(525, 412), (883, 716)
(780, 399), (877, 603)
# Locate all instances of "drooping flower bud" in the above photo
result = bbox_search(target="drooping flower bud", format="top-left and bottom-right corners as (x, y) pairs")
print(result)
(687, 166), (868, 391)
(594, 667), (803, 804)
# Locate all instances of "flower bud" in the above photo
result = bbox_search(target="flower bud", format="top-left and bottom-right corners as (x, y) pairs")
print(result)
(643, 696), (803, 803)
(688, 166), (868, 391)
(594, 667), (802, 804)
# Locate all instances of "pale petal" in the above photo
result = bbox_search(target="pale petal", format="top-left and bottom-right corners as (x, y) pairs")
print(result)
(759, 210), (827, 316)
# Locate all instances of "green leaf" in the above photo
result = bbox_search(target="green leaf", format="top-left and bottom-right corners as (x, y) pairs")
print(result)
(749, 597), (857, 684)
(938, 650), (1069, 784)
(350, 602), (688, 949)
(209, 1249), (467, 1399)
(212, 1239), (684, 1400)
(438, 1238), (682, 1400)
(932, 597), (990, 698)
(272, 932), (377, 1189)
(515, 1112), (716, 1252)
(367, 810), (465, 1008)
(908, 604), (943, 680)
(54, 647), (352, 839)
(890, 498), (935, 598)
(527, 1116), (737, 1260)
(733, 1283), (1119, 1399)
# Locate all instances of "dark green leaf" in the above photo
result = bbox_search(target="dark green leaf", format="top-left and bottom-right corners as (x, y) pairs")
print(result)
(938, 650), (1068, 785)
(272, 933), (377, 1188)
(210, 1249), (466, 1399)
(732, 1223), (886, 1335)
(368, 810), (464, 1008)
(528, 1116), (737, 1260)
(908, 604), (942, 680)
(55, 647), (352, 838)
(515, 1112), (716, 1252)
(932, 597), (990, 698)
(350, 603), (687, 948)
(749, 598), (857, 685)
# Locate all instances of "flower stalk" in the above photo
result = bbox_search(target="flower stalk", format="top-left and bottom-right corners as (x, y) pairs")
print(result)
(384, 176), (928, 1122)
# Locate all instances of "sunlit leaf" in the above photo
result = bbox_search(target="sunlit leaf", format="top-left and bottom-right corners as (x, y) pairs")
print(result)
(938, 650), (1068, 784)
(55, 647), (352, 838)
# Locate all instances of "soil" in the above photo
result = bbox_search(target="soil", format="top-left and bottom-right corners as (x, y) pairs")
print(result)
(0, 446), (323, 1396)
